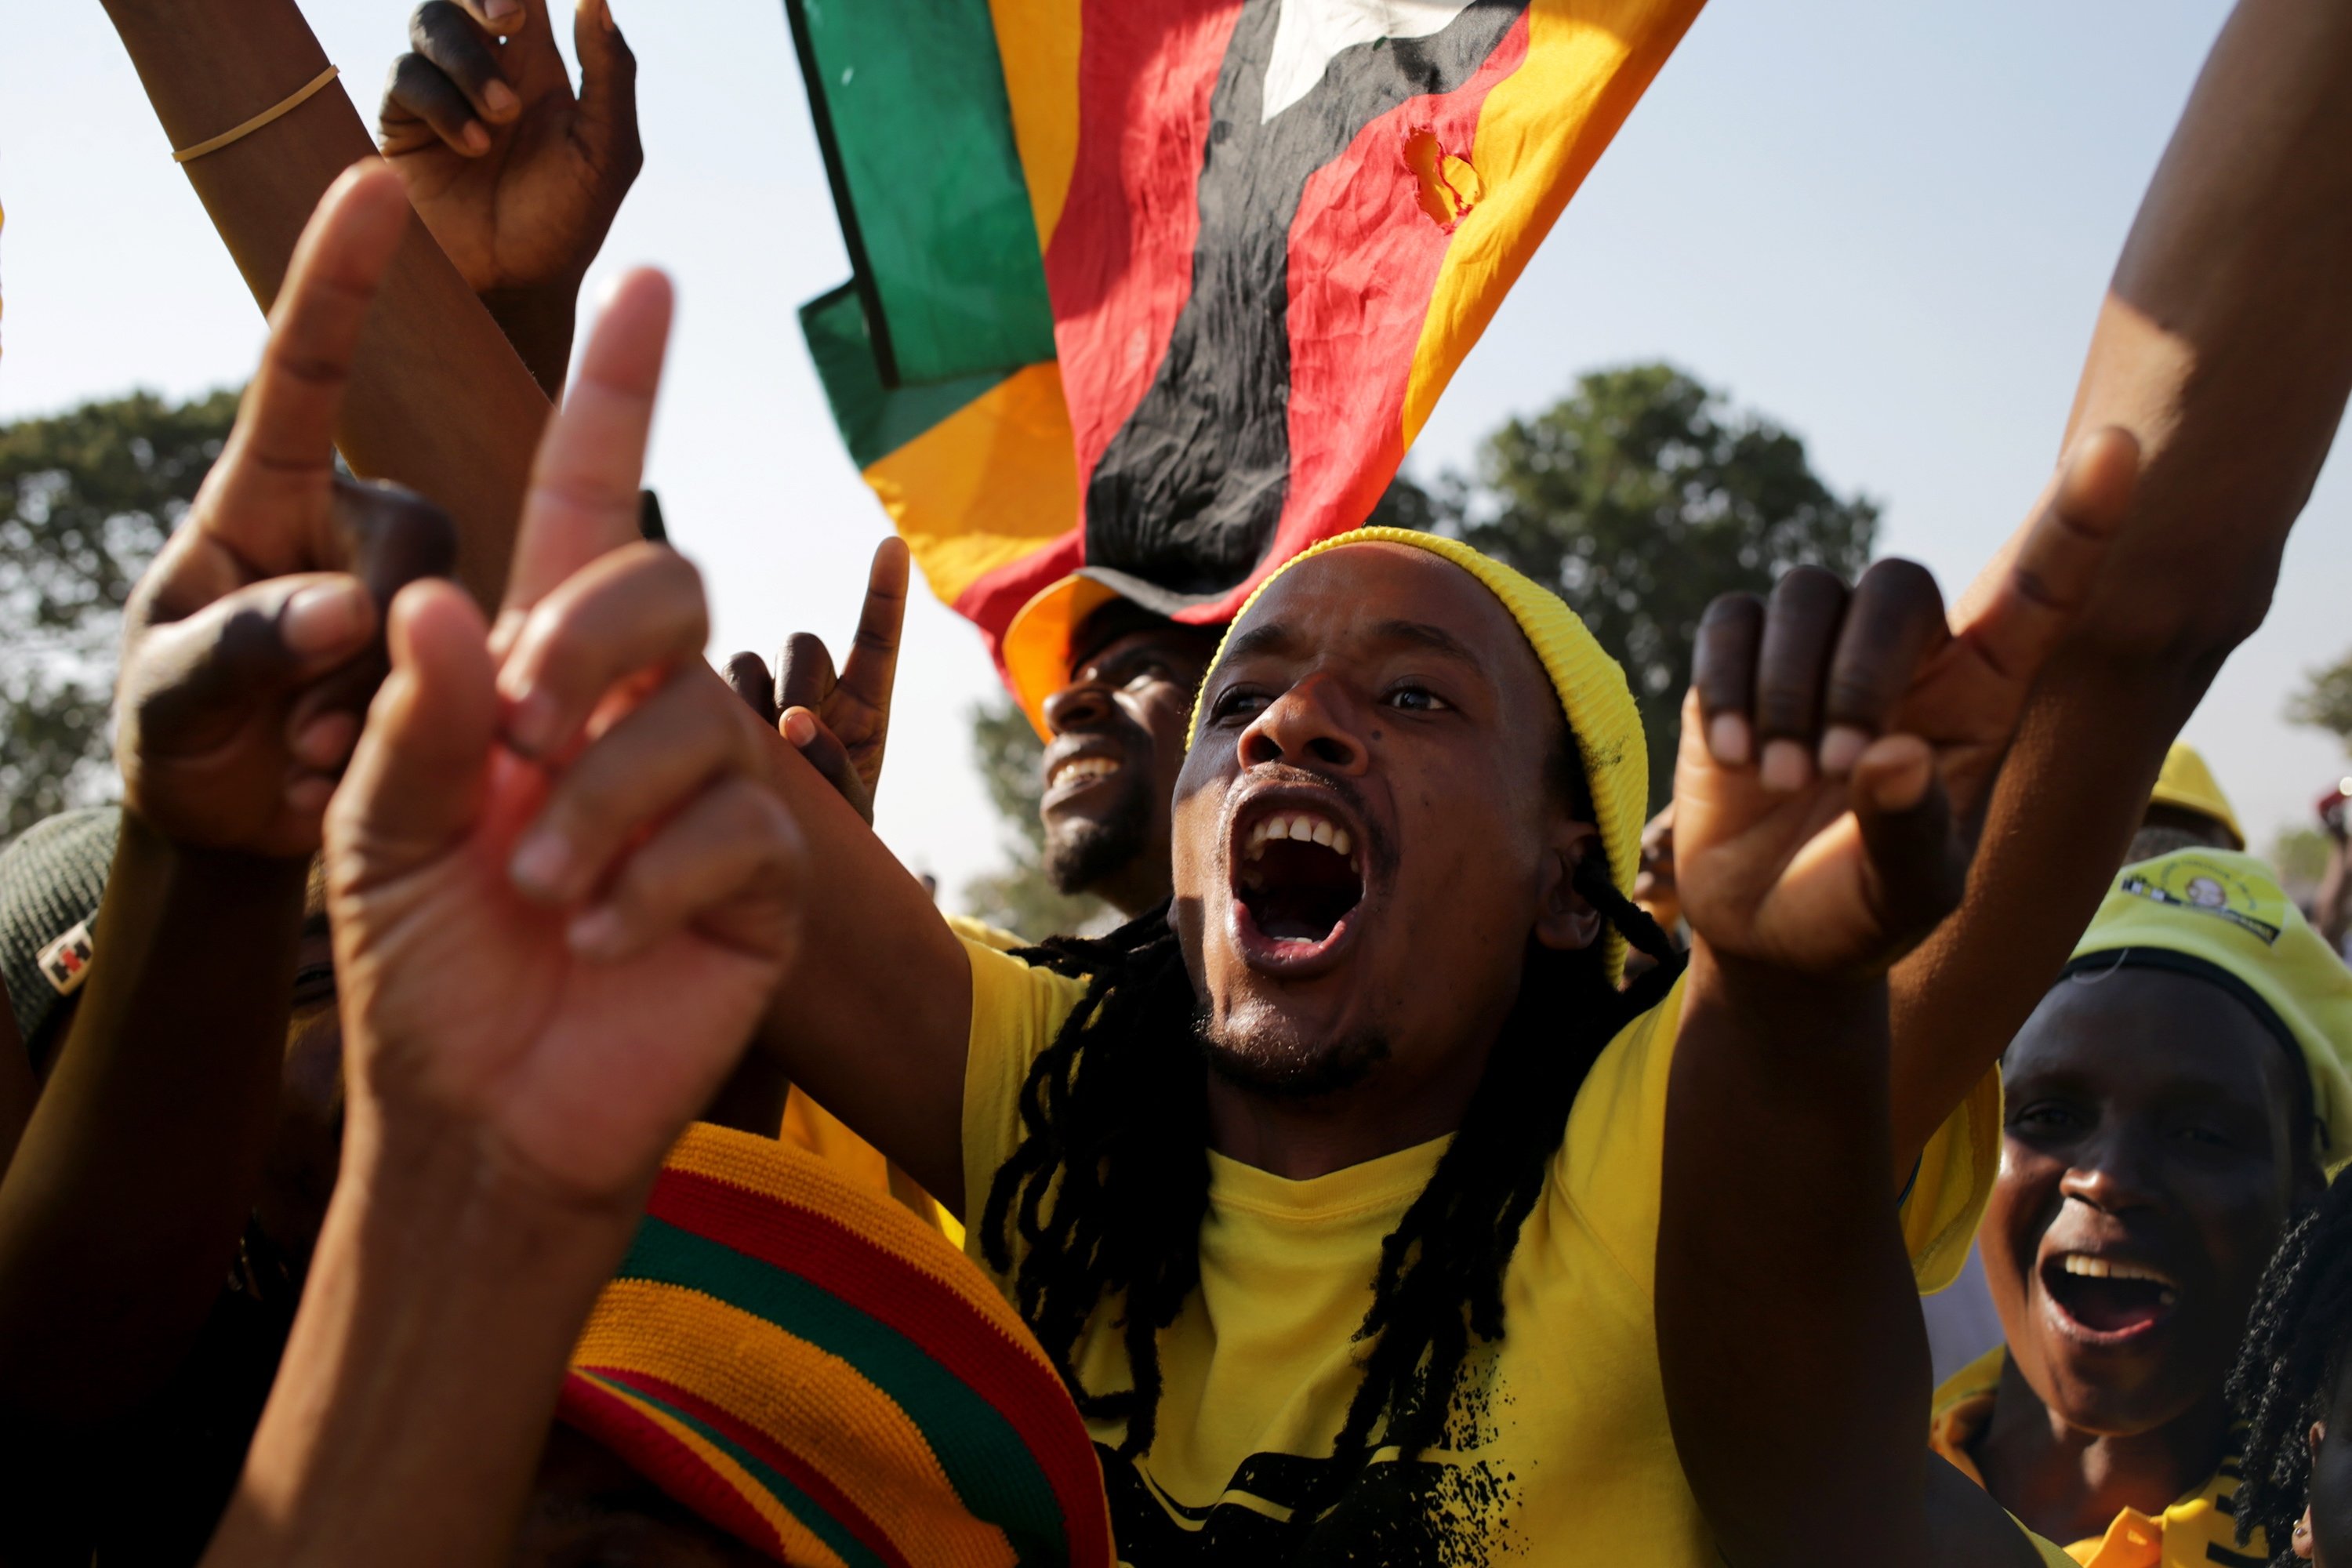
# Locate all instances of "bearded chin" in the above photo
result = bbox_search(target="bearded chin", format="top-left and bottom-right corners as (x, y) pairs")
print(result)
(1044, 776), (1155, 895)
(1190, 1004), (1391, 1100)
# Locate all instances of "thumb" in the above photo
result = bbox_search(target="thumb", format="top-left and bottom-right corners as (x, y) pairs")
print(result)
(330, 580), (499, 879)
(571, 0), (638, 154)
(1849, 735), (1968, 953)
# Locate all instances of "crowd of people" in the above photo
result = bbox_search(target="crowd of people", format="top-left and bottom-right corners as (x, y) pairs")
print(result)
(5, 0), (2352, 1564)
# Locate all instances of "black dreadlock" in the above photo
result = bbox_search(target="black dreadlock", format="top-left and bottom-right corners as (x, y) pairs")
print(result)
(2229, 1174), (2352, 1565)
(981, 791), (1682, 1527)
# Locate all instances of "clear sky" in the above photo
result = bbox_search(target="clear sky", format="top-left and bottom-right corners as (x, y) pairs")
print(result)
(5, 0), (2346, 899)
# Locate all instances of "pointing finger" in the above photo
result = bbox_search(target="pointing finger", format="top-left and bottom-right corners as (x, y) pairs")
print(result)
(834, 535), (910, 740)
(206, 163), (412, 564)
(500, 267), (673, 620)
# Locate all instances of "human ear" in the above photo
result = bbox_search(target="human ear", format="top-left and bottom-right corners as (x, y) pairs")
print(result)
(1534, 824), (1604, 953)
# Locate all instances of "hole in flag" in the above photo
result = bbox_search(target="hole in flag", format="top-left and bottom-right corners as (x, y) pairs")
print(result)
(1403, 129), (1482, 229)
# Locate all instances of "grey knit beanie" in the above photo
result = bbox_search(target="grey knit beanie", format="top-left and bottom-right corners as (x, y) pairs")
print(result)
(0, 807), (121, 1059)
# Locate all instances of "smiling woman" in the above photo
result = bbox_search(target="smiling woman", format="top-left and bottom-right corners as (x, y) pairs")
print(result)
(1934, 849), (2352, 1560)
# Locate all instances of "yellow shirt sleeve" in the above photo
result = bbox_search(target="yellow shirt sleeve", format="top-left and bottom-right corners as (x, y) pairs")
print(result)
(1559, 972), (2000, 1295)
(956, 935), (1094, 1258)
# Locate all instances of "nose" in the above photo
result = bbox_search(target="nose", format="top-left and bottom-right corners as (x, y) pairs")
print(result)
(1238, 676), (1367, 775)
(2058, 1127), (2165, 1217)
(1044, 677), (1112, 736)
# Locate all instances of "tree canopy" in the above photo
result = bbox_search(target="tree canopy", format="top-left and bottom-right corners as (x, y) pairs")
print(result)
(1454, 363), (1877, 811)
(0, 390), (238, 840)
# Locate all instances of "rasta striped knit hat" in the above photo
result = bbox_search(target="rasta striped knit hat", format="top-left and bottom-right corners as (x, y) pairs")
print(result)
(563, 1122), (1113, 1568)
(1185, 527), (1648, 981)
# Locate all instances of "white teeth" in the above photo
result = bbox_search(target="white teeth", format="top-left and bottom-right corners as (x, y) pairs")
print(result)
(1240, 809), (1358, 864)
(2059, 1254), (2176, 1288)
(1052, 756), (1117, 789)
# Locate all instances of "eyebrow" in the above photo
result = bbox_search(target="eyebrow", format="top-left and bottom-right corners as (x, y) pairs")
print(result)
(1370, 619), (1483, 666)
(1218, 618), (1483, 668)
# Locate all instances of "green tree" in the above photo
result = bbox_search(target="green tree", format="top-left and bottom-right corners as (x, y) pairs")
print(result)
(1452, 363), (1878, 811)
(0, 390), (240, 839)
(2288, 654), (2352, 750)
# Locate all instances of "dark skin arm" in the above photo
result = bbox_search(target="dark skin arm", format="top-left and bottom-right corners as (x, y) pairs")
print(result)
(1659, 542), (2092, 1564)
(1886, 0), (2352, 1166)
(377, 0), (643, 397)
(0, 170), (450, 1441)
(205, 270), (801, 1568)
(96, 0), (547, 607)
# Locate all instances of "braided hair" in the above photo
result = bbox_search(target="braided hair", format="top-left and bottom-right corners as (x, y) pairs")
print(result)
(2230, 1174), (2352, 1564)
(980, 741), (1683, 1529)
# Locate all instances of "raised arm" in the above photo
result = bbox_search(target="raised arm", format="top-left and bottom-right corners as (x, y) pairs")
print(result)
(1889, 0), (2352, 1163)
(0, 170), (454, 1450)
(1657, 523), (2136, 1563)
(97, 0), (548, 604)
(206, 275), (800, 1568)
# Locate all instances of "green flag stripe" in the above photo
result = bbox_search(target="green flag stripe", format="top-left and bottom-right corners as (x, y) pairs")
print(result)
(783, 0), (1056, 386)
(800, 282), (1014, 470)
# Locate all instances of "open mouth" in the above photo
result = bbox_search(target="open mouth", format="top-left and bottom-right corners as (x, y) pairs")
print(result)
(2042, 1252), (2180, 1341)
(1234, 805), (1365, 960)
(1044, 749), (1123, 804)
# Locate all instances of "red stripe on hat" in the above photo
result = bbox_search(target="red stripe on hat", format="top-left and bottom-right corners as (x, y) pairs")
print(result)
(579, 1366), (916, 1568)
(647, 1170), (1113, 1566)
(557, 1371), (793, 1563)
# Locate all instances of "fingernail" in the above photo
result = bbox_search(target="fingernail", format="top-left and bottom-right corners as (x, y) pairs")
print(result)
(504, 688), (560, 757)
(1707, 713), (1751, 767)
(281, 580), (370, 655)
(461, 121), (492, 154)
(482, 80), (519, 117)
(1818, 724), (1869, 777)
(782, 708), (815, 747)
(1760, 739), (1813, 793)
(510, 829), (572, 898)
(568, 906), (628, 960)
(484, 0), (522, 22)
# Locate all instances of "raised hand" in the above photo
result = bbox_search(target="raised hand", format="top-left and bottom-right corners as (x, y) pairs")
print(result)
(377, 0), (640, 300)
(1672, 430), (2140, 978)
(325, 269), (803, 1209)
(115, 164), (456, 860)
(722, 536), (910, 824)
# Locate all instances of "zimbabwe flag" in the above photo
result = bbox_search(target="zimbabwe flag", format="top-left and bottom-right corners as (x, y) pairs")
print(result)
(792, 0), (1707, 711)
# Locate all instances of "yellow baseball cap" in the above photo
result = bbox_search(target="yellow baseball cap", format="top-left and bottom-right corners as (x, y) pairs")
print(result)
(1185, 527), (1646, 980)
(2147, 741), (2245, 849)
(2066, 848), (2352, 1168)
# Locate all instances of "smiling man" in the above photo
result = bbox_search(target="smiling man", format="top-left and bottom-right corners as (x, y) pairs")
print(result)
(1931, 849), (2352, 1564)
(1030, 600), (1221, 918)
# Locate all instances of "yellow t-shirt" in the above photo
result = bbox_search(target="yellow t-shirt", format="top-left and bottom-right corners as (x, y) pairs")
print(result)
(960, 937), (2000, 1563)
(1930, 1347), (2267, 1568)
